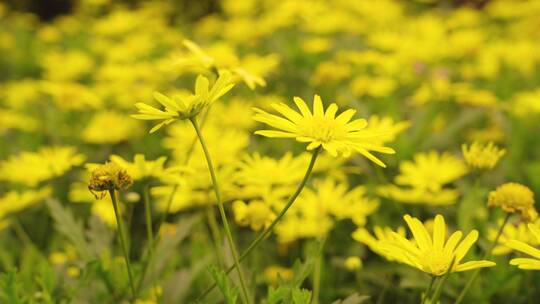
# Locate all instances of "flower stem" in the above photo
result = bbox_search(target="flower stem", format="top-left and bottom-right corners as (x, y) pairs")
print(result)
(312, 237), (326, 304)
(206, 206), (224, 267)
(421, 276), (436, 304)
(108, 189), (136, 300)
(195, 147), (321, 302)
(136, 184), (157, 295)
(190, 117), (251, 304)
(431, 257), (455, 304)
(454, 213), (511, 304)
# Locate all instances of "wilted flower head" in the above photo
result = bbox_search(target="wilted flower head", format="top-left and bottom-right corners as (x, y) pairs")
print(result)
(488, 183), (536, 221)
(88, 162), (133, 196)
(461, 141), (506, 170)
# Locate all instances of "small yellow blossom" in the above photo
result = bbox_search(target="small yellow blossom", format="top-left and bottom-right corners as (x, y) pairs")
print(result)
(490, 220), (540, 255)
(263, 265), (293, 285)
(82, 111), (143, 144)
(344, 256), (362, 271)
(376, 214), (496, 276)
(462, 142), (506, 170)
(132, 72), (234, 133)
(488, 183), (537, 221)
(0, 147), (85, 186)
(232, 200), (276, 231)
(253, 94), (395, 165)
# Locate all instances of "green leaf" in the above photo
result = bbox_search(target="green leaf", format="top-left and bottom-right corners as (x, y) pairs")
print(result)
(0, 270), (23, 304)
(331, 293), (370, 304)
(208, 265), (239, 304)
(46, 199), (92, 261)
(291, 288), (311, 304)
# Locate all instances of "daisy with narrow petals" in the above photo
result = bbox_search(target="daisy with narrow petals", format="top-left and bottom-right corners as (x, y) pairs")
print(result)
(253, 95), (395, 167)
(507, 224), (540, 270)
(378, 214), (495, 276)
(132, 72), (234, 133)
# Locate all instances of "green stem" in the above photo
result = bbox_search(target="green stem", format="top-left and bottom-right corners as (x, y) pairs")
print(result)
(206, 206), (224, 268)
(431, 257), (456, 303)
(454, 213), (511, 304)
(195, 147), (321, 302)
(190, 117), (251, 304)
(312, 237), (326, 304)
(422, 276), (436, 304)
(136, 184), (158, 296)
(108, 189), (136, 300)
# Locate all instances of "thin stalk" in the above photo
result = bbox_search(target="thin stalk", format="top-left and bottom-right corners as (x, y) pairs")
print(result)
(195, 147), (321, 302)
(190, 117), (251, 304)
(421, 276), (436, 304)
(431, 257), (456, 303)
(312, 237), (326, 304)
(136, 184), (158, 297)
(454, 213), (511, 304)
(206, 206), (224, 267)
(108, 189), (136, 300)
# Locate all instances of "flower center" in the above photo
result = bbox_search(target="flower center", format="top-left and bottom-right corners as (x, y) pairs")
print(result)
(422, 250), (450, 276)
(301, 117), (346, 143)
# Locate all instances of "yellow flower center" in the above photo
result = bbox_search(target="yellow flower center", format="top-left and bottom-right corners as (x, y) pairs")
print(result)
(301, 117), (346, 143)
(422, 250), (450, 276)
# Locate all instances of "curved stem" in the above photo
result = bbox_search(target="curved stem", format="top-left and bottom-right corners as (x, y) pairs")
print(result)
(108, 189), (136, 300)
(190, 117), (251, 304)
(454, 213), (511, 304)
(196, 147), (321, 302)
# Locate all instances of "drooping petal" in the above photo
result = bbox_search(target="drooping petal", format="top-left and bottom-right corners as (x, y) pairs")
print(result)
(454, 260), (496, 272)
(506, 240), (540, 259)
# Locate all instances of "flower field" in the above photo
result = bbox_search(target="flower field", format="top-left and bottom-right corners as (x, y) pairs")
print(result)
(1, 0), (540, 303)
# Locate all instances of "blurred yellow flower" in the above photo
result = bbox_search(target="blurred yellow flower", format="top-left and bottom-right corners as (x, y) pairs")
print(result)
(0, 146), (85, 186)
(378, 215), (495, 276)
(132, 72), (234, 133)
(352, 226), (406, 261)
(253, 94), (395, 165)
(82, 111), (142, 144)
(490, 220), (540, 255)
(461, 141), (506, 170)
(263, 265), (293, 285)
(488, 183), (536, 221)
(344, 256), (362, 271)
(232, 200), (276, 231)
(0, 187), (52, 219)
(507, 224), (540, 270)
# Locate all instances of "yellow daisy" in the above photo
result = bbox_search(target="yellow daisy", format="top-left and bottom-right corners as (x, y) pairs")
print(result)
(378, 214), (495, 276)
(253, 94), (395, 166)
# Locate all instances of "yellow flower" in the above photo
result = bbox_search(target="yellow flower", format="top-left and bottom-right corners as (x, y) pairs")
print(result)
(395, 151), (468, 192)
(132, 72), (234, 133)
(352, 226), (406, 261)
(232, 200), (276, 231)
(461, 142), (506, 170)
(489, 220), (540, 255)
(263, 265), (293, 285)
(88, 162), (133, 195)
(378, 151), (466, 205)
(253, 94), (395, 166)
(82, 111), (143, 144)
(488, 183), (536, 221)
(377, 215), (495, 276)
(0, 146), (85, 186)
(507, 224), (540, 270)
(108, 154), (178, 182)
(344, 256), (362, 271)
(364, 115), (410, 145)
(0, 187), (52, 219)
